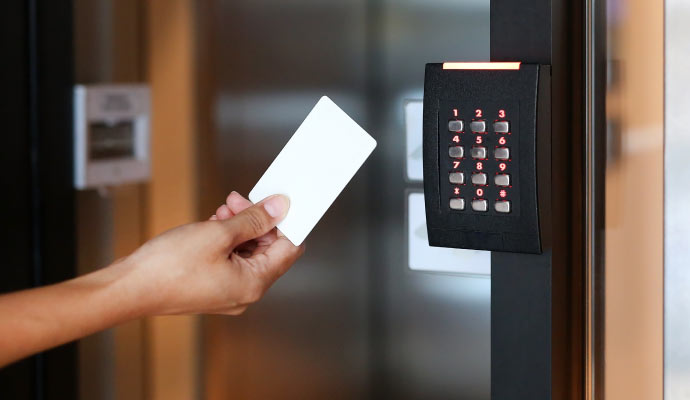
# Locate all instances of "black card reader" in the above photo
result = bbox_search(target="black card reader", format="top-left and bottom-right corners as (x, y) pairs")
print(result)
(423, 62), (550, 254)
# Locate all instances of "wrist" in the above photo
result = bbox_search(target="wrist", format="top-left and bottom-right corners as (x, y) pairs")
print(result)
(83, 257), (156, 322)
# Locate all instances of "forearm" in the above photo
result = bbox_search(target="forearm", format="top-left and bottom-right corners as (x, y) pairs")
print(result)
(0, 259), (147, 367)
(0, 193), (301, 367)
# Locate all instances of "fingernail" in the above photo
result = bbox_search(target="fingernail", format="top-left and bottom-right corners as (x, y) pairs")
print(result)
(263, 195), (289, 218)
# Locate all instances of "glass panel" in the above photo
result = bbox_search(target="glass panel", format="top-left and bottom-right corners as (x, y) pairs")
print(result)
(664, 0), (690, 398)
(196, 0), (491, 398)
(377, 1), (490, 398)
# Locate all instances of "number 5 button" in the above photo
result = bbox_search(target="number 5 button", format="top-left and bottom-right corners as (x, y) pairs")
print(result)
(471, 146), (487, 159)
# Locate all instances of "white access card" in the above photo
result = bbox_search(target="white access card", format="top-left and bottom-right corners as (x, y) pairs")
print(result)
(249, 96), (377, 246)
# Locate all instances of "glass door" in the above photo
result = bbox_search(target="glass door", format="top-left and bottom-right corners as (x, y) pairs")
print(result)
(193, 0), (492, 398)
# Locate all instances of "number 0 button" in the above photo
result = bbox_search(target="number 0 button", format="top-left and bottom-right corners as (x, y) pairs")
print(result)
(471, 199), (488, 212)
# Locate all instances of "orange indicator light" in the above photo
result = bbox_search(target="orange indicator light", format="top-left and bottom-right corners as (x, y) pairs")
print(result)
(442, 62), (521, 70)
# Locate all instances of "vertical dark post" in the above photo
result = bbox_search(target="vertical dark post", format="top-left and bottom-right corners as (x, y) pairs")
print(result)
(490, 0), (584, 399)
(0, 0), (77, 399)
(34, 1), (78, 398)
(0, 1), (37, 395)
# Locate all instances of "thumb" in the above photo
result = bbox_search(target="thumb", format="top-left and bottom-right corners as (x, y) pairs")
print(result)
(221, 195), (289, 248)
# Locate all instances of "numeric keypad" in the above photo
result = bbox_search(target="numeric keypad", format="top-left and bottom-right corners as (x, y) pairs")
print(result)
(443, 104), (518, 216)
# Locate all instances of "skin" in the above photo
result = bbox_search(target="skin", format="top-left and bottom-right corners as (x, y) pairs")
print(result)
(0, 191), (304, 367)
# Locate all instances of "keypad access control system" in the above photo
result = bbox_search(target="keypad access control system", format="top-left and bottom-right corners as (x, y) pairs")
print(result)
(440, 100), (520, 217)
(423, 63), (550, 253)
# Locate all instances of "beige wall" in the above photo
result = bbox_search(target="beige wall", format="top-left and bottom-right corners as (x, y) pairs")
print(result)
(145, 1), (201, 399)
(604, 0), (664, 398)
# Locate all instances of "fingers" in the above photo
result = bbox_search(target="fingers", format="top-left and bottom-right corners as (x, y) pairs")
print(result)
(253, 238), (305, 283)
(228, 192), (276, 245)
(215, 204), (232, 220)
(221, 195), (289, 248)
(226, 191), (253, 215)
(211, 192), (253, 222)
(211, 192), (277, 249)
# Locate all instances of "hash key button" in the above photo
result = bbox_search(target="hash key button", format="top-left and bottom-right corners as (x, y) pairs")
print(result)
(495, 200), (511, 213)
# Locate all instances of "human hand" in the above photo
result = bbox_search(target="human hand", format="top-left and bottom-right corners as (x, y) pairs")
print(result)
(209, 191), (286, 258)
(0, 192), (305, 367)
(119, 192), (305, 316)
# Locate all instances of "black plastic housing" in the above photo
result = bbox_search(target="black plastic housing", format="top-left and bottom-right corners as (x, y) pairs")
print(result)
(423, 63), (550, 254)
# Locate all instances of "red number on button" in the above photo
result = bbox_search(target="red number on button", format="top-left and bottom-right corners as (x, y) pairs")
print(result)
(476, 188), (484, 197)
(499, 162), (507, 171)
(452, 135), (460, 143)
(498, 136), (507, 145)
(454, 187), (460, 195)
(453, 161), (460, 169)
(498, 109), (506, 118)
(453, 109), (459, 117)
(475, 136), (483, 144)
(475, 109), (483, 118)
(476, 162), (483, 171)
(499, 189), (507, 198)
